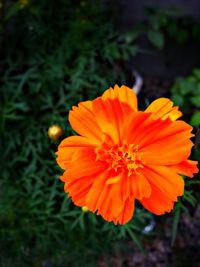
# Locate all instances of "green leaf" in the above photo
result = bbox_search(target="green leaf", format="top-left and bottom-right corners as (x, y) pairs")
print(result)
(179, 81), (193, 95)
(148, 30), (164, 49)
(189, 96), (200, 107)
(190, 111), (200, 126)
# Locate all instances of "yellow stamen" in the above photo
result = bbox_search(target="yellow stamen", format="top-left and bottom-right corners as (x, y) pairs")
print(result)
(96, 141), (144, 176)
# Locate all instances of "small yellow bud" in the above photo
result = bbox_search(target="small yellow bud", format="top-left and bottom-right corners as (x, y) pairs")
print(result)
(81, 206), (89, 213)
(0, 1), (3, 8)
(48, 124), (64, 141)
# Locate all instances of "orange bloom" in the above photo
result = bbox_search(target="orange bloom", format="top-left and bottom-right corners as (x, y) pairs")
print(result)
(56, 85), (199, 224)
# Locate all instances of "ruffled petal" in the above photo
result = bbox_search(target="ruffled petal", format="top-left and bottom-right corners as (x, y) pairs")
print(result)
(69, 101), (103, 143)
(116, 199), (135, 224)
(62, 149), (107, 206)
(141, 165), (184, 201)
(65, 174), (96, 206)
(168, 160), (199, 178)
(103, 198), (135, 225)
(130, 172), (151, 200)
(86, 171), (125, 221)
(56, 136), (98, 170)
(102, 85), (138, 112)
(68, 148), (107, 182)
(122, 112), (193, 165)
(92, 96), (133, 144)
(140, 184), (175, 215)
(141, 120), (194, 165)
(145, 98), (182, 121)
(121, 112), (152, 143)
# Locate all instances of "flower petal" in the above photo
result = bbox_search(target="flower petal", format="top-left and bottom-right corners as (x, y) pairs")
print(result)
(65, 175), (96, 206)
(139, 119), (194, 165)
(145, 98), (182, 121)
(69, 101), (103, 142)
(130, 172), (151, 200)
(140, 184), (175, 215)
(117, 199), (135, 224)
(122, 113), (194, 165)
(104, 198), (135, 225)
(141, 165), (184, 201)
(92, 96), (133, 144)
(56, 136), (98, 170)
(68, 148), (107, 182)
(121, 112), (152, 144)
(86, 170), (135, 224)
(102, 85), (138, 111)
(86, 171), (125, 220)
(168, 160), (199, 178)
(62, 149), (107, 206)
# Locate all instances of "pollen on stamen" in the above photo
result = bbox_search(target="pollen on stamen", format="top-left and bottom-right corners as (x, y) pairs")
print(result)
(95, 141), (144, 175)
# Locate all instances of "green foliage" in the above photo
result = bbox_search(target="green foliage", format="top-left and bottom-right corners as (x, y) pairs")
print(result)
(144, 5), (174, 49)
(170, 68), (200, 126)
(170, 70), (200, 244)
(143, 5), (200, 49)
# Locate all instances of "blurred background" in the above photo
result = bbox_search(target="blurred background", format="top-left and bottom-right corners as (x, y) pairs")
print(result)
(0, 1), (200, 266)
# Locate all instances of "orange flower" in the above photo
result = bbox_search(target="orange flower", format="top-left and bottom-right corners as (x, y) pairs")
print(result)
(56, 85), (199, 224)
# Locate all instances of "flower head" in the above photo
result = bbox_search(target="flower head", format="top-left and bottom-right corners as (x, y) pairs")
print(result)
(56, 85), (198, 224)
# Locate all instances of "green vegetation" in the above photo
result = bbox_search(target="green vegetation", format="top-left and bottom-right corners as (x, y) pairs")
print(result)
(171, 69), (200, 126)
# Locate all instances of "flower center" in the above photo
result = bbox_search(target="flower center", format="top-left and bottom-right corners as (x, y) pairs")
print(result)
(95, 141), (143, 176)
